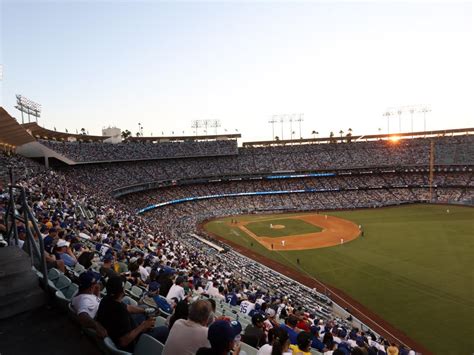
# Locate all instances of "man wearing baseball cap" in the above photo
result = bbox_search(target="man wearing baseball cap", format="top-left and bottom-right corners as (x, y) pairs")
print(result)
(196, 320), (242, 355)
(242, 313), (266, 348)
(71, 270), (107, 338)
(96, 276), (156, 352)
(54, 239), (77, 267)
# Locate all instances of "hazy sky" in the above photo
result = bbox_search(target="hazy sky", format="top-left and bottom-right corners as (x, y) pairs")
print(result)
(1, 1), (472, 142)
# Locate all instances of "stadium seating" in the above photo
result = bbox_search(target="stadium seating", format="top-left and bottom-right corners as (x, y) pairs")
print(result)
(2, 134), (472, 355)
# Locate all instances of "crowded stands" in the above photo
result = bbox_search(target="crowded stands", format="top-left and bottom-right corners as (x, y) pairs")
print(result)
(40, 139), (239, 162)
(2, 134), (473, 355)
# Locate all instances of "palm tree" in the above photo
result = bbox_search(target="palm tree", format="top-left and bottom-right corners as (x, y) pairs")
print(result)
(80, 128), (86, 135)
(311, 130), (317, 139)
(275, 136), (280, 141)
(121, 130), (131, 139)
(346, 128), (353, 143)
(339, 129), (344, 138)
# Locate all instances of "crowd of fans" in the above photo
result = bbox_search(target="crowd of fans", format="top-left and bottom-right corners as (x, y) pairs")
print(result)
(1, 135), (473, 354)
(40, 139), (239, 162)
(55, 135), (474, 193)
(0, 154), (434, 354)
(0, 151), (43, 187)
(43, 135), (474, 170)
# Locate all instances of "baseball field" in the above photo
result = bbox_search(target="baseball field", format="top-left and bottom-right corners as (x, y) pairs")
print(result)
(203, 204), (474, 354)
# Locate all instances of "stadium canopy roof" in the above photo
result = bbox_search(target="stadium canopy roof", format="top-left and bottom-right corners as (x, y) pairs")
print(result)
(125, 133), (241, 142)
(0, 107), (36, 148)
(21, 122), (110, 142)
(243, 127), (474, 147)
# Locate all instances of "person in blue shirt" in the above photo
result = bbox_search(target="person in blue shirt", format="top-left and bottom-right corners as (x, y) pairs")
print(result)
(310, 325), (326, 352)
(55, 239), (77, 267)
(225, 289), (238, 306)
(280, 314), (299, 345)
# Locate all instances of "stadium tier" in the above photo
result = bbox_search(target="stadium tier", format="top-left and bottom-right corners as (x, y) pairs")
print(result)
(1, 125), (473, 355)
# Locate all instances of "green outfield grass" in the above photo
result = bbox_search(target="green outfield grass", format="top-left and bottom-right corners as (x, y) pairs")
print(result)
(245, 218), (322, 237)
(203, 204), (474, 354)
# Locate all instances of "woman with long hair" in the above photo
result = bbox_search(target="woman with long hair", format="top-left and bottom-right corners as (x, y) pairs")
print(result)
(256, 327), (291, 355)
(168, 299), (189, 329)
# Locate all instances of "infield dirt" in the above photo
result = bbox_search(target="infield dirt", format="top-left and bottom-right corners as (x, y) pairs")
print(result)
(229, 214), (360, 250)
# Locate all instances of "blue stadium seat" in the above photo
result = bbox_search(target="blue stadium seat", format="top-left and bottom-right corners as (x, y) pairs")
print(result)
(133, 334), (164, 355)
(102, 337), (132, 355)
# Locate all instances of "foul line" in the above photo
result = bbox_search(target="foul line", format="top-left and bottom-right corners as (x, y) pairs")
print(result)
(273, 250), (412, 349)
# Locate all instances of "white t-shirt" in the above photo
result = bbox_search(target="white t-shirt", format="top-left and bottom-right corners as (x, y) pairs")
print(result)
(138, 265), (149, 281)
(257, 345), (291, 355)
(166, 284), (185, 302)
(239, 300), (255, 315)
(72, 293), (100, 318)
(163, 319), (210, 355)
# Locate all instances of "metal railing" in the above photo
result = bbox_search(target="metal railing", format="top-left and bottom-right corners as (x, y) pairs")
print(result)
(3, 169), (48, 290)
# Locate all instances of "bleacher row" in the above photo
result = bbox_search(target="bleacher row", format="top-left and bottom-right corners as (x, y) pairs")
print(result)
(0, 147), (442, 354)
(37, 264), (326, 355)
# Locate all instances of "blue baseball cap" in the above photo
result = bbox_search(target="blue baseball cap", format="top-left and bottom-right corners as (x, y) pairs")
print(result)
(103, 253), (114, 262)
(148, 281), (160, 292)
(78, 270), (100, 290)
(208, 320), (242, 350)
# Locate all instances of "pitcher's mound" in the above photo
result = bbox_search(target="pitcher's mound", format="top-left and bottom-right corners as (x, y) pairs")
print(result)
(271, 224), (285, 229)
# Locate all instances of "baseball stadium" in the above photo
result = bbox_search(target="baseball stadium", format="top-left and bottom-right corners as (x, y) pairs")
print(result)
(1, 2), (473, 355)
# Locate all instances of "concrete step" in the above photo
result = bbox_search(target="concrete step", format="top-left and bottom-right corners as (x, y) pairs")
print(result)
(0, 269), (41, 298)
(0, 246), (32, 277)
(0, 288), (48, 319)
(0, 246), (48, 319)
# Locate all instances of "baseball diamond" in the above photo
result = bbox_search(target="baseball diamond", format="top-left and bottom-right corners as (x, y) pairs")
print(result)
(203, 204), (474, 354)
(227, 214), (359, 250)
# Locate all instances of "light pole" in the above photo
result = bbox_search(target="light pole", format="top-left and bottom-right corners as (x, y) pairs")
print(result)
(15, 95), (42, 124)
(280, 115), (285, 140)
(420, 106), (431, 132)
(296, 113), (304, 139)
(191, 120), (202, 136)
(289, 115), (294, 140)
(269, 116), (277, 140)
(383, 111), (392, 134)
(397, 109), (402, 133)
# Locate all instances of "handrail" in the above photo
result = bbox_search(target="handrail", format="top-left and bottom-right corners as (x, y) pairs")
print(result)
(4, 178), (49, 290)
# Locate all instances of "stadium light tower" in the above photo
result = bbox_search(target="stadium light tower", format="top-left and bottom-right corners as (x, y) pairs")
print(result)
(15, 95), (42, 124)
(383, 111), (393, 134)
(296, 113), (304, 139)
(420, 105), (431, 132)
(191, 120), (202, 136)
(289, 115), (294, 140)
(397, 109), (403, 133)
(209, 119), (221, 135)
(269, 115), (278, 140)
(408, 106), (415, 134)
(280, 115), (285, 140)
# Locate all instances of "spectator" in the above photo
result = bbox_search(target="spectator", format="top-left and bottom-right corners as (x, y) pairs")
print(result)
(259, 326), (292, 355)
(163, 299), (212, 355)
(166, 275), (186, 302)
(309, 326), (326, 352)
(54, 239), (77, 267)
(196, 319), (242, 355)
(289, 331), (312, 354)
(169, 299), (189, 329)
(280, 315), (299, 345)
(242, 313), (266, 348)
(99, 253), (119, 279)
(96, 276), (156, 352)
(387, 342), (399, 355)
(71, 271), (107, 338)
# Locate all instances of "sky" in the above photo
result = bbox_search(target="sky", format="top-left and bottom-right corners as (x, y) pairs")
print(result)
(0, 1), (472, 142)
